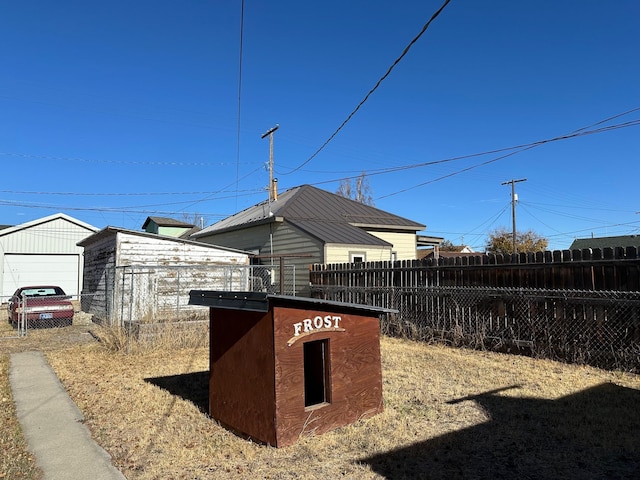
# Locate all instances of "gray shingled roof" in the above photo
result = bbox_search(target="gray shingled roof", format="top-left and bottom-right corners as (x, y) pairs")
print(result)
(194, 185), (424, 242)
(142, 216), (194, 229)
(569, 235), (640, 251)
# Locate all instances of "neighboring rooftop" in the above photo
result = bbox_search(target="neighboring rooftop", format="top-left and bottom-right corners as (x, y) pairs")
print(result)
(569, 235), (640, 251)
(193, 184), (425, 243)
(142, 216), (195, 229)
(142, 216), (199, 239)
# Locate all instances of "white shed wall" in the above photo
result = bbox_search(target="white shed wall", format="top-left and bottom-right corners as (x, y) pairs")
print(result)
(0, 216), (96, 298)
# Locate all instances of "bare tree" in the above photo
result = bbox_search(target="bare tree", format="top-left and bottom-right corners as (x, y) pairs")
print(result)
(336, 172), (375, 206)
(181, 213), (207, 228)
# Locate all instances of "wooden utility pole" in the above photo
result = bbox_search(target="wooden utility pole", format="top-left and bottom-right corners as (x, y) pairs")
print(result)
(501, 178), (527, 254)
(261, 124), (279, 202)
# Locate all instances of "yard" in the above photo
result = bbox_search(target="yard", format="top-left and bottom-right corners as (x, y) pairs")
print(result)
(1, 322), (639, 479)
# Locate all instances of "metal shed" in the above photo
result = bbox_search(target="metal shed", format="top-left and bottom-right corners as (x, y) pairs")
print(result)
(189, 290), (395, 447)
(0, 213), (98, 298)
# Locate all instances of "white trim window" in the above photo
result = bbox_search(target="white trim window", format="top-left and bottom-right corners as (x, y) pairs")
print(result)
(350, 252), (366, 263)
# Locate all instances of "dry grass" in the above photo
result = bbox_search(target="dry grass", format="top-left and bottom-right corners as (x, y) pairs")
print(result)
(2, 322), (640, 479)
(0, 355), (41, 479)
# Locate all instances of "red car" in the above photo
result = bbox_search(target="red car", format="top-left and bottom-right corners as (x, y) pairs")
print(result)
(8, 285), (74, 326)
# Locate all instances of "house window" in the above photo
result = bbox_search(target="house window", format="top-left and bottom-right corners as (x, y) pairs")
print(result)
(304, 339), (331, 408)
(350, 252), (366, 263)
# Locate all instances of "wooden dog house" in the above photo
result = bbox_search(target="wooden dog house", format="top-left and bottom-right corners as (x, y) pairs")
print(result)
(188, 290), (393, 447)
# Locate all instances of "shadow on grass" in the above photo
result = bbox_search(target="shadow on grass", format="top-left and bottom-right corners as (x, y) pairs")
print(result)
(145, 371), (209, 414)
(361, 382), (640, 479)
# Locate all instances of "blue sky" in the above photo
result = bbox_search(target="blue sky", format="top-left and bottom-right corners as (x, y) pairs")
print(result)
(1, 1), (638, 251)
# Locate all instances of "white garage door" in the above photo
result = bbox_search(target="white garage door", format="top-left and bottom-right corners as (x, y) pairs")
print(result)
(2, 254), (80, 298)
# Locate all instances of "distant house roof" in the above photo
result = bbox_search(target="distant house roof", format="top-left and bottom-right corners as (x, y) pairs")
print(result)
(142, 216), (195, 229)
(0, 213), (98, 238)
(179, 225), (202, 239)
(569, 235), (640, 251)
(192, 185), (425, 245)
(417, 244), (476, 260)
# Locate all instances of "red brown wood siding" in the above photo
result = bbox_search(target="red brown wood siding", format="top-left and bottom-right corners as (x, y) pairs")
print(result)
(209, 308), (277, 445)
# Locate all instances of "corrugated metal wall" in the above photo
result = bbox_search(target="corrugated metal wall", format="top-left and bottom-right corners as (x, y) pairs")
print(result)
(0, 217), (93, 254)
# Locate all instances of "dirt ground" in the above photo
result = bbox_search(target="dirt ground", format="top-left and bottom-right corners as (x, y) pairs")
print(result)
(2, 319), (640, 479)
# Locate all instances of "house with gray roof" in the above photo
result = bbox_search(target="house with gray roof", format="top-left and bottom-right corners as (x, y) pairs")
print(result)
(191, 184), (426, 296)
(142, 216), (201, 238)
(569, 235), (640, 251)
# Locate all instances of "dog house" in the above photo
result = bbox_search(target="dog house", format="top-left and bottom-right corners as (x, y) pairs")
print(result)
(188, 290), (394, 447)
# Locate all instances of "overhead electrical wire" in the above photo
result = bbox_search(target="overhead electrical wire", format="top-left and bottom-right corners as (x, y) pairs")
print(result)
(374, 117), (640, 200)
(0, 151), (250, 167)
(3, 111), (637, 214)
(282, 0), (452, 175)
(272, 114), (639, 191)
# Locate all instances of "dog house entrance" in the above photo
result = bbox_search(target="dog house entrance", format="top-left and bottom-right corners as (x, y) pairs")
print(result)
(304, 339), (330, 408)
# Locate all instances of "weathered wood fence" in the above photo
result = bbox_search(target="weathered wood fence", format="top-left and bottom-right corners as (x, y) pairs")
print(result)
(309, 247), (640, 291)
(309, 248), (640, 371)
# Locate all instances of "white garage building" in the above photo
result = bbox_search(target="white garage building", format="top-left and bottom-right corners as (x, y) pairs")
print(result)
(0, 213), (98, 300)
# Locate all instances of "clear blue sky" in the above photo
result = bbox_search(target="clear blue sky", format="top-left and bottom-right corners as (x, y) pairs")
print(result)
(1, 1), (639, 251)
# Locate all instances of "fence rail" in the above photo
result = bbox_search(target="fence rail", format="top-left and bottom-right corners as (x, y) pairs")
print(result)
(311, 285), (640, 372)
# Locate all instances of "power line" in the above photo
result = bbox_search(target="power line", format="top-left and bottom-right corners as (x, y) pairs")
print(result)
(0, 151), (249, 167)
(375, 117), (640, 200)
(4, 110), (638, 220)
(0, 188), (263, 197)
(282, 0), (452, 175)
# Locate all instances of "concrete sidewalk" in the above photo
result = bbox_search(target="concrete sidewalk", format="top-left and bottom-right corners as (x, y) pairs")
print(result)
(10, 351), (126, 480)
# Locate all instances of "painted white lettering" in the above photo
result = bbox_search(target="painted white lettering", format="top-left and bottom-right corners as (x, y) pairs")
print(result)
(291, 315), (345, 340)
(303, 318), (313, 333)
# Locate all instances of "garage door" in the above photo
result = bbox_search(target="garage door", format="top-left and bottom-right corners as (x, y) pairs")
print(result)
(2, 254), (80, 298)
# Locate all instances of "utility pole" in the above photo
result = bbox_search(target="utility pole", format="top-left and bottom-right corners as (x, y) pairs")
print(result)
(261, 124), (279, 202)
(501, 178), (527, 255)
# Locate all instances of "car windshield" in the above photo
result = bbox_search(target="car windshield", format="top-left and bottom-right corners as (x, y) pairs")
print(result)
(19, 287), (65, 297)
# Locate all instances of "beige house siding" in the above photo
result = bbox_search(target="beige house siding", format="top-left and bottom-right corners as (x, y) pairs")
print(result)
(324, 244), (393, 264)
(366, 230), (417, 260)
(196, 223), (272, 253)
(195, 221), (324, 296)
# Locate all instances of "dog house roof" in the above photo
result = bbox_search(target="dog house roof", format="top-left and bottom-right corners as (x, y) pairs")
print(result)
(189, 290), (397, 315)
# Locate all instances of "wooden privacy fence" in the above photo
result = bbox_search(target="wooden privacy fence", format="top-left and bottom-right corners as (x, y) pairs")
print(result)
(309, 247), (640, 291)
(310, 285), (640, 372)
(309, 248), (640, 371)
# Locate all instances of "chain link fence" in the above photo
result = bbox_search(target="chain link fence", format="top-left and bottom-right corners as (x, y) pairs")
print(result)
(1, 290), (85, 338)
(311, 285), (640, 372)
(108, 263), (295, 325)
(1, 264), (296, 343)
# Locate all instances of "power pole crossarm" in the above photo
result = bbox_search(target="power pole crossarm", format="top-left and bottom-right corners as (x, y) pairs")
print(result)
(501, 178), (527, 254)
